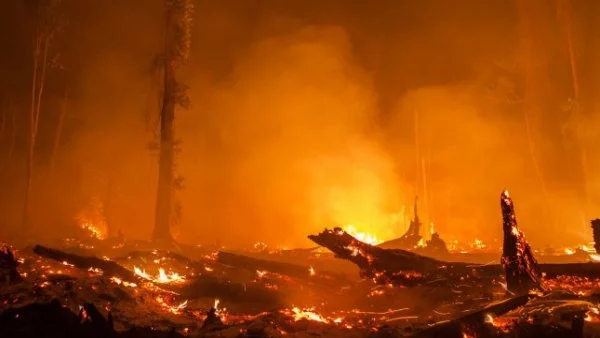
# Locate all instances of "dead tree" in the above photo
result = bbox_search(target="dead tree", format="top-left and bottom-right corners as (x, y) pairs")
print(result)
(152, 0), (194, 242)
(500, 190), (541, 294)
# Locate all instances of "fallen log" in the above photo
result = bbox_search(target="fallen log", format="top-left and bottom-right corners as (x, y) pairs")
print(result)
(217, 251), (350, 286)
(33, 245), (140, 283)
(307, 227), (473, 285)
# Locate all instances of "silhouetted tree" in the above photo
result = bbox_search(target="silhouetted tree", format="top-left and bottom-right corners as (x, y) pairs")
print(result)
(22, 0), (62, 231)
(153, 0), (193, 241)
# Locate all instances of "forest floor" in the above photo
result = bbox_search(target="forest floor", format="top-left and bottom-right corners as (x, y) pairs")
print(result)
(2, 231), (600, 338)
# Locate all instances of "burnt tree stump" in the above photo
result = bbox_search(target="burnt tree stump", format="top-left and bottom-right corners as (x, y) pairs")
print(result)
(500, 190), (541, 294)
(0, 247), (23, 285)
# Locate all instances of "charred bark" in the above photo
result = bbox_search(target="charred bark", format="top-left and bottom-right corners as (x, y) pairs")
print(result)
(500, 190), (542, 294)
(152, 0), (179, 243)
(153, 61), (176, 242)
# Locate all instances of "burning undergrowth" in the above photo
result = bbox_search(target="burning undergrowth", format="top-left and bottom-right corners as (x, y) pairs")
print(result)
(2, 191), (600, 337)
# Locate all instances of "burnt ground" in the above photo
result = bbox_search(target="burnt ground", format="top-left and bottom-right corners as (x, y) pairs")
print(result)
(2, 234), (600, 338)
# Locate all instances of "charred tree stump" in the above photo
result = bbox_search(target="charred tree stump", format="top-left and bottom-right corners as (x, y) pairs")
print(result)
(591, 219), (600, 254)
(500, 190), (541, 294)
(0, 247), (23, 285)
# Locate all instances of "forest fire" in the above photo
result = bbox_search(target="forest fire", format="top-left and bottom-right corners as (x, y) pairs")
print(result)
(3, 0), (600, 337)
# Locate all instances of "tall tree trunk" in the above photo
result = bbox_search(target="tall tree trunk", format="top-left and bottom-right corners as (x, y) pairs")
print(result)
(0, 102), (5, 140)
(555, 0), (590, 216)
(23, 34), (49, 231)
(7, 103), (16, 162)
(23, 36), (41, 231)
(50, 86), (68, 174)
(152, 6), (176, 242)
(516, 0), (551, 206)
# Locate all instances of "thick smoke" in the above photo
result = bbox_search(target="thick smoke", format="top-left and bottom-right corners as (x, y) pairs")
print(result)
(179, 26), (405, 247)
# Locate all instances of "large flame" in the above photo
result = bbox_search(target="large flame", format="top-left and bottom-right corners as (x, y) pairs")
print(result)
(344, 224), (381, 245)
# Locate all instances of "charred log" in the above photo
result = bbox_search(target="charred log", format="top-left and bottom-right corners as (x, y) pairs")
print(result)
(500, 190), (541, 294)
(217, 251), (349, 286)
(308, 227), (471, 285)
(591, 219), (600, 254)
(182, 275), (284, 307)
(33, 245), (139, 283)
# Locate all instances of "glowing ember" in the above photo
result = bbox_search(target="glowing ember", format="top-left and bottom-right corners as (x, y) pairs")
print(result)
(564, 248), (575, 255)
(309, 266), (315, 276)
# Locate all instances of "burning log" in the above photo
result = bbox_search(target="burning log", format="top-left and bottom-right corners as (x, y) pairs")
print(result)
(591, 219), (600, 254)
(307, 227), (469, 285)
(0, 247), (23, 285)
(500, 190), (541, 294)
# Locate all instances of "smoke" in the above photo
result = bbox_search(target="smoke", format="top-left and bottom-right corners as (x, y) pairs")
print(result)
(178, 26), (405, 247)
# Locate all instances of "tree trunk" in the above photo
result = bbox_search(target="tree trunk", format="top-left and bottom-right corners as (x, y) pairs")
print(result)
(152, 5), (176, 242)
(23, 34), (49, 231)
(516, 0), (552, 218)
(7, 104), (16, 160)
(22, 35), (41, 231)
(50, 86), (68, 174)
(0, 103), (5, 140)
(555, 0), (590, 216)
